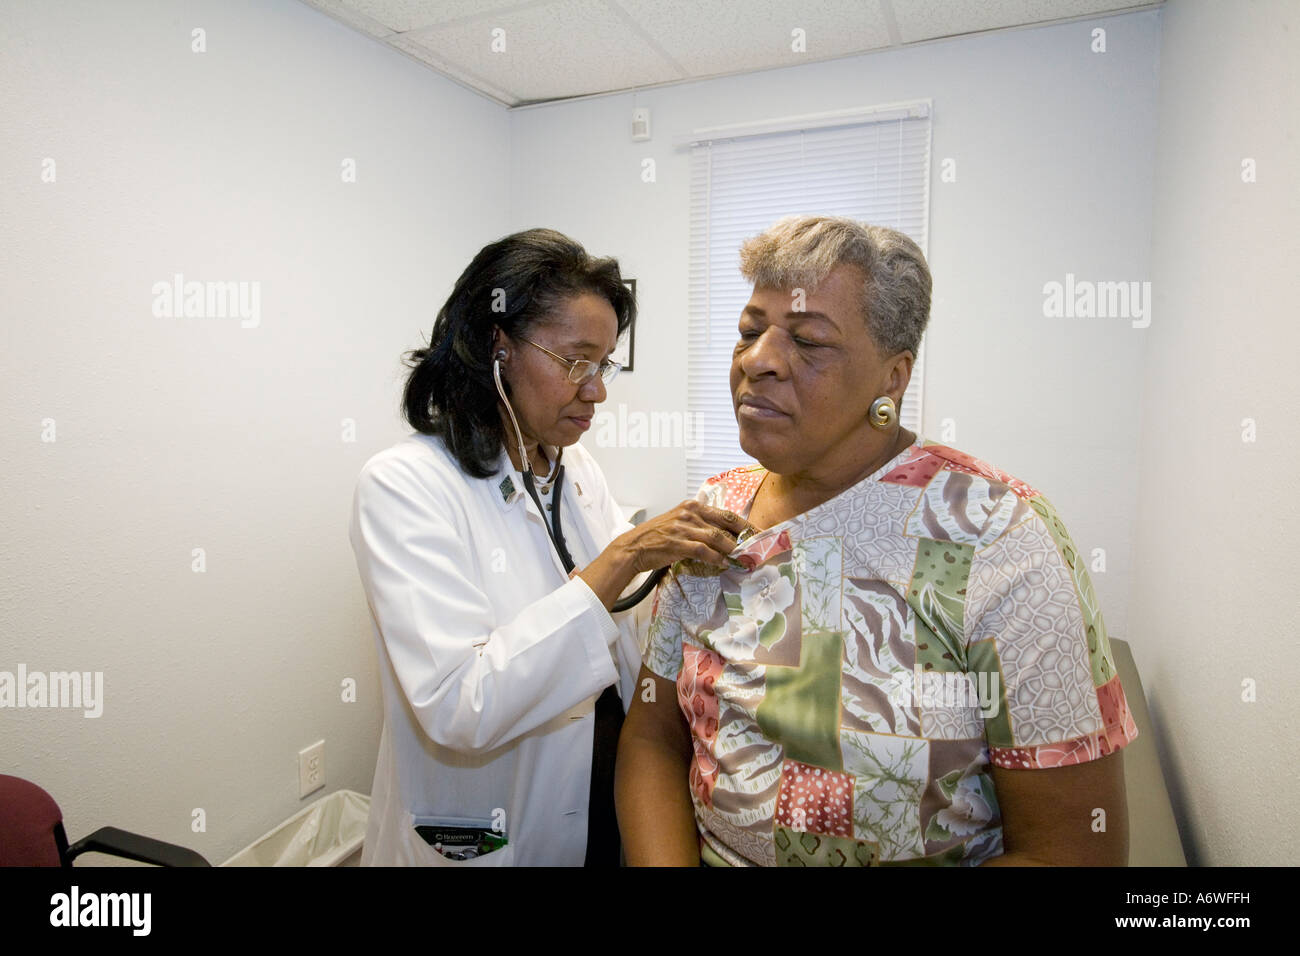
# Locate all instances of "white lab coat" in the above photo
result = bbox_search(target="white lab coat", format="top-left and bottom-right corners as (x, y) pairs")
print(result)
(348, 431), (647, 866)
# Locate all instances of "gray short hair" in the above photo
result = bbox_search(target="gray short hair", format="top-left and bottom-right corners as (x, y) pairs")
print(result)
(738, 215), (932, 355)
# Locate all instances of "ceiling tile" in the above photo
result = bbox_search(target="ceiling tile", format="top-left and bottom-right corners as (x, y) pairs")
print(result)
(890, 0), (1149, 45)
(396, 0), (683, 104)
(617, 0), (893, 77)
(298, 0), (396, 38)
(340, 0), (529, 34)
(385, 32), (519, 103)
(297, 0), (1162, 105)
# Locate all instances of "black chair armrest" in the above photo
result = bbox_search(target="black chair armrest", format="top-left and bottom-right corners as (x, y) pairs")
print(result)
(67, 826), (211, 867)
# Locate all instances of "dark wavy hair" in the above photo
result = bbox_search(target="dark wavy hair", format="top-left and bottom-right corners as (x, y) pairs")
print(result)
(402, 228), (635, 478)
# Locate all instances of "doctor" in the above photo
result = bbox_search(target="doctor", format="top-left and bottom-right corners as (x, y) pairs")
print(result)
(349, 228), (747, 866)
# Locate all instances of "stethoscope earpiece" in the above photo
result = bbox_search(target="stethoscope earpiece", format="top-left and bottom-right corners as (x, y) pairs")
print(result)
(493, 350), (574, 572)
(492, 343), (556, 482)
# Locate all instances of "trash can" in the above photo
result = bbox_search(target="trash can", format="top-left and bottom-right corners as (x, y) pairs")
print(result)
(222, 789), (370, 867)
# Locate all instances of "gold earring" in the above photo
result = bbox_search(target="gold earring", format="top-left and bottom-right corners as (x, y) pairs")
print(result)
(868, 396), (897, 431)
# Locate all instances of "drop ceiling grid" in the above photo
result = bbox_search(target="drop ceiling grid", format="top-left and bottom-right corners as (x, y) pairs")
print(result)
(299, 0), (1164, 107)
(397, 0), (685, 104)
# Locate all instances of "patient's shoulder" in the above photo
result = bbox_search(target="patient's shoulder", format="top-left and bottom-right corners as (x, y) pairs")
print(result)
(912, 442), (1040, 500)
(698, 463), (767, 513)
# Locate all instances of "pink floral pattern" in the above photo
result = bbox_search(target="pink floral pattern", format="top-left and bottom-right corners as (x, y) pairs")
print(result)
(678, 644), (725, 806)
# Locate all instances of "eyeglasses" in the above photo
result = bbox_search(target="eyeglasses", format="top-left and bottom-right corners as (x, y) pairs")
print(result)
(516, 336), (622, 385)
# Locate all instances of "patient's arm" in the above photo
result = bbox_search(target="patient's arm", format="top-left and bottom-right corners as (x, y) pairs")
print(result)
(615, 665), (700, 866)
(981, 750), (1129, 865)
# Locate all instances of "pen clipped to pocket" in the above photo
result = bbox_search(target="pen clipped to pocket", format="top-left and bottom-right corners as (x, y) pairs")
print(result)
(413, 815), (508, 862)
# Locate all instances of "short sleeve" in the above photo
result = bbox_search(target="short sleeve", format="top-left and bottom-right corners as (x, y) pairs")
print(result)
(964, 495), (1139, 770)
(642, 564), (688, 682)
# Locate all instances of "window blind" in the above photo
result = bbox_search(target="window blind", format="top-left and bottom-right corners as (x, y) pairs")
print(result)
(685, 105), (933, 495)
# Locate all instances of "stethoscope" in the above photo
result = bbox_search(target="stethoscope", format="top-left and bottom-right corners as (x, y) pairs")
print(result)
(493, 351), (666, 613)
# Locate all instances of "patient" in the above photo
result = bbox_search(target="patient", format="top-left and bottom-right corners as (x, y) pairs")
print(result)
(615, 214), (1139, 866)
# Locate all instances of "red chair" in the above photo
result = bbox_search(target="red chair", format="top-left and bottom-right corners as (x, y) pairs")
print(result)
(0, 775), (210, 867)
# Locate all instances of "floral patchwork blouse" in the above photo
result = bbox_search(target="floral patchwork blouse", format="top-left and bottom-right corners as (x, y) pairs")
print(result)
(643, 439), (1139, 867)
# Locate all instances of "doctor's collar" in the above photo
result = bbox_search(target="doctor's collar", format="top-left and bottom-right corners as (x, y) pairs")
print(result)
(495, 444), (567, 508)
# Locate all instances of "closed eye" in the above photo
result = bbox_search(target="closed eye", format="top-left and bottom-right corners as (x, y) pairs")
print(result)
(738, 330), (822, 348)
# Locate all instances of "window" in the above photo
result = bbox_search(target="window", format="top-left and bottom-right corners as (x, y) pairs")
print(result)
(685, 102), (933, 494)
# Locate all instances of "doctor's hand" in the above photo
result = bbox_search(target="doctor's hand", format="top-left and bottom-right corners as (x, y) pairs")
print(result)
(576, 501), (750, 611)
(619, 500), (752, 574)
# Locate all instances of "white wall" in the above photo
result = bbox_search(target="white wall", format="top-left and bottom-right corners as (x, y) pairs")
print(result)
(1131, 0), (1299, 866)
(510, 9), (1162, 645)
(0, 0), (508, 863)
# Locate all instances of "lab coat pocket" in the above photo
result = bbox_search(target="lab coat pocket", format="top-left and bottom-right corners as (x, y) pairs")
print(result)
(398, 811), (516, 867)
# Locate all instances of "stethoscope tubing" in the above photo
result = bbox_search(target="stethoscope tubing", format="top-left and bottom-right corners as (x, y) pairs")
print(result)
(493, 356), (665, 612)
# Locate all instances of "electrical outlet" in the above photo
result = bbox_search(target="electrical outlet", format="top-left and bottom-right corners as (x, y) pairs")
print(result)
(298, 740), (325, 799)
